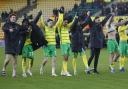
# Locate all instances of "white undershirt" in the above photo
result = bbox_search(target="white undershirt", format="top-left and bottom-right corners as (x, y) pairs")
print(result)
(107, 23), (117, 40)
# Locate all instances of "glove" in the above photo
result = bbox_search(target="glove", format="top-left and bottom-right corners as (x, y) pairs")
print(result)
(59, 6), (64, 13)
(38, 10), (42, 15)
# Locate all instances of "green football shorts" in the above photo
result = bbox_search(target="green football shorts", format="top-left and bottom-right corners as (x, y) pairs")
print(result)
(43, 45), (56, 57)
(61, 44), (71, 56)
(22, 44), (34, 59)
(119, 41), (128, 56)
(107, 39), (118, 54)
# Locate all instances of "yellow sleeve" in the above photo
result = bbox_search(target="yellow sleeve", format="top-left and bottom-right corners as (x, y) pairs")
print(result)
(125, 26), (128, 31)
(118, 26), (128, 32)
(37, 15), (46, 28)
(67, 16), (77, 28)
(118, 26), (124, 33)
(54, 13), (63, 29)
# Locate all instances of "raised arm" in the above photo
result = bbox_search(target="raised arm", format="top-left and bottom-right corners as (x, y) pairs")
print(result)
(101, 14), (112, 26)
(70, 16), (79, 31)
(115, 20), (128, 27)
(118, 25), (128, 33)
(81, 16), (93, 27)
(38, 15), (47, 28)
(67, 15), (78, 28)
(106, 16), (113, 28)
(33, 11), (42, 24)
(54, 13), (63, 28)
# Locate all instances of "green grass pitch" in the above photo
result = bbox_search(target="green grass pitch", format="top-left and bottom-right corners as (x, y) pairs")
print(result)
(0, 47), (128, 89)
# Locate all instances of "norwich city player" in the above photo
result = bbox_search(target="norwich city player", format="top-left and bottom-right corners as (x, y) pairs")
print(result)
(70, 14), (91, 75)
(58, 14), (78, 77)
(118, 19), (128, 72)
(106, 14), (119, 73)
(21, 19), (34, 77)
(39, 10), (63, 76)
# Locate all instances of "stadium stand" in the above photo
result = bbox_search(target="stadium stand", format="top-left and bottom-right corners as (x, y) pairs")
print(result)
(0, 0), (128, 41)
(0, 0), (27, 22)
(0, 0), (27, 12)
(0, 31), (4, 40)
(27, 0), (80, 18)
(101, 1), (128, 16)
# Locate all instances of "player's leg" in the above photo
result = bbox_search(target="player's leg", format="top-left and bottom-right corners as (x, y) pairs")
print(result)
(27, 45), (34, 76)
(113, 40), (120, 62)
(27, 58), (33, 76)
(61, 55), (72, 76)
(119, 43), (128, 72)
(72, 53), (77, 75)
(81, 49), (90, 74)
(109, 53), (115, 73)
(119, 41), (126, 72)
(42, 46), (49, 66)
(22, 58), (27, 77)
(107, 40), (115, 73)
(61, 55), (68, 74)
(119, 56), (125, 72)
(51, 56), (57, 76)
(113, 52), (120, 62)
(22, 45), (28, 77)
(61, 44), (72, 76)
(1, 54), (11, 76)
(49, 45), (58, 76)
(93, 48), (100, 74)
(12, 55), (17, 77)
(40, 56), (48, 75)
(63, 55), (72, 76)
(61, 44), (67, 75)
(40, 46), (49, 75)
(111, 51), (120, 72)
(88, 48), (95, 67)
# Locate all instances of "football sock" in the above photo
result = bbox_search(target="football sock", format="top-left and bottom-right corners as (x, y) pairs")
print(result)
(52, 57), (56, 74)
(72, 58), (76, 73)
(119, 56), (125, 69)
(82, 54), (89, 69)
(63, 61), (67, 73)
(22, 58), (26, 73)
(28, 59), (33, 70)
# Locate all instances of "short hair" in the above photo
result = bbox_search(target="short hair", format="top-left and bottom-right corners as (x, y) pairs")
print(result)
(93, 16), (100, 22)
(9, 13), (16, 18)
(118, 18), (123, 23)
(94, 16), (100, 20)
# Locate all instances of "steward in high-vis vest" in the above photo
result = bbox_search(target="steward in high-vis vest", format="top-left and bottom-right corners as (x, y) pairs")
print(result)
(38, 9), (63, 76)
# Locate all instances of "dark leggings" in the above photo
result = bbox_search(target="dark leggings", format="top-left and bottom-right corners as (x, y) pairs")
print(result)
(88, 48), (101, 71)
